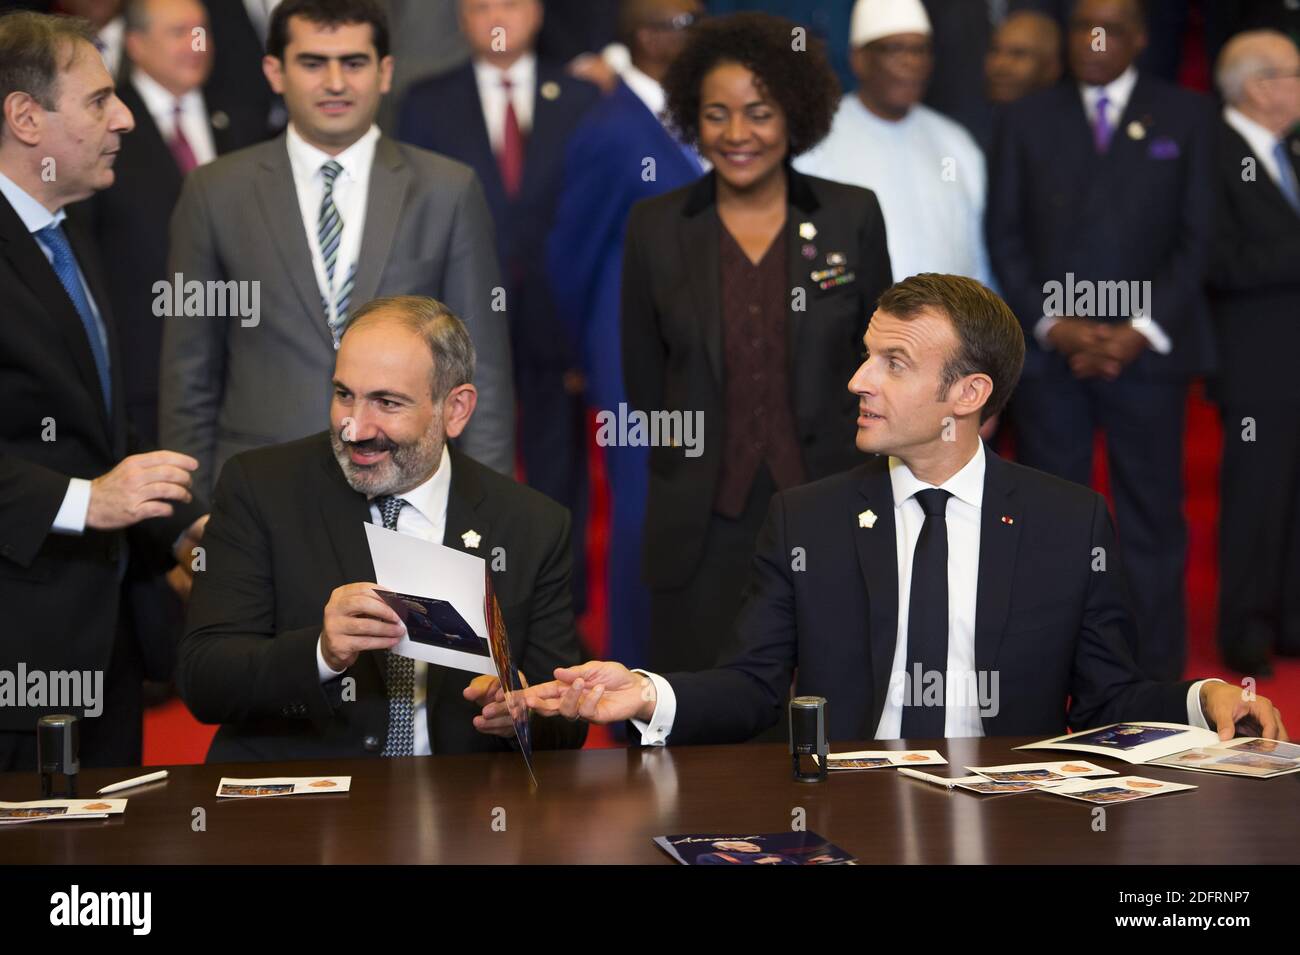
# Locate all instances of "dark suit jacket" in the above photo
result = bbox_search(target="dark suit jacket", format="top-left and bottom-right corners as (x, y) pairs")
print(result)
(176, 433), (587, 762)
(665, 450), (1194, 744)
(621, 167), (892, 590)
(986, 73), (1216, 379)
(397, 60), (599, 366)
(1207, 120), (1300, 408)
(0, 191), (200, 728)
(200, 0), (283, 139)
(72, 78), (265, 445)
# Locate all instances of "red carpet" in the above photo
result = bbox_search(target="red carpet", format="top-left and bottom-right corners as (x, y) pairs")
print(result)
(143, 391), (1300, 764)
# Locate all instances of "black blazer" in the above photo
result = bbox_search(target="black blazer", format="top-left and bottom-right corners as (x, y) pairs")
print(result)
(0, 191), (199, 729)
(1207, 120), (1300, 408)
(176, 433), (587, 762)
(622, 168), (892, 590)
(72, 78), (266, 444)
(665, 450), (1193, 744)
(986, 73), (1216, 379)
(397, 60), (600, 365)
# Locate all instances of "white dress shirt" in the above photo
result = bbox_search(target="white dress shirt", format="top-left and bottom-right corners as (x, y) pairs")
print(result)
(131, 69), (217, 167)
(1223, 105), (1293, 193)
(472, 53), (536, 154)
(636, 441), (1217, 744)
(96, 16), (124, 79)
(795, 95), (993, 287)
(1037, 66), (1171, 353)
(0, 170), (108, 537)
(315, 444), (452, 757)
(285, 122), (380, 340)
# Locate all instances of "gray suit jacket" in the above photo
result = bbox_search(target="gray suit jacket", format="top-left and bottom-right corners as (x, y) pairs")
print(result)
(160, 133), (515, 499)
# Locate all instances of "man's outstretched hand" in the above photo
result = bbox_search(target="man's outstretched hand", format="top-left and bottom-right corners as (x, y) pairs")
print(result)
(525, 661), (657, 724)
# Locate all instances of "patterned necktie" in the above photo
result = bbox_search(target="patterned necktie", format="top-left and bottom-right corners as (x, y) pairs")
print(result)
(902, 488), (952, 740)
(36, 223), (111, 409)
(317, 159), (352, 337)
(498, 76), (524, 198)
(376, 495), (416, 757)
(1273, 140), (1300, 213)
(169, 102), (198, 174)
(1092, 92), (1113, 154)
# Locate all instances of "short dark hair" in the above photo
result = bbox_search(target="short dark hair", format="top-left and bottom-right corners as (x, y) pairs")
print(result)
(267, 0), (389, 62)
(0, 11), (97, 115)
(876, 274), (1025, 423)
(345, 296), (476, 399)
(662, 12), (840, 157)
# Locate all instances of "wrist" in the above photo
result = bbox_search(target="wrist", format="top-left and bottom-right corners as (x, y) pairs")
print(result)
(635, 673), (657, 723)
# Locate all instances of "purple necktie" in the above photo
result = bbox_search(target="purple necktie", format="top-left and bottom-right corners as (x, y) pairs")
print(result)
(1093, 93), (1113, 154)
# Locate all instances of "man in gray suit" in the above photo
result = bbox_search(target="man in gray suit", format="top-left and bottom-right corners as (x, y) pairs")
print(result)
(161, 0), (514, 501)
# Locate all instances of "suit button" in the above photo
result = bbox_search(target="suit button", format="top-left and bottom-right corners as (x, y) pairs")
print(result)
(363, 735), (380, 751)
(0, 544), (12, 558)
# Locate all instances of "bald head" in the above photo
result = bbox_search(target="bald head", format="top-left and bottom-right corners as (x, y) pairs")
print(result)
(1217, 30), (1300, 135)
(619, 0), (701, 79)
(986, 10), (1062, 103)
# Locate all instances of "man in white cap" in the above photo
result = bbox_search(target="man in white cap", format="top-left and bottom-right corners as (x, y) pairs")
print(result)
(796, 0), (991, 286)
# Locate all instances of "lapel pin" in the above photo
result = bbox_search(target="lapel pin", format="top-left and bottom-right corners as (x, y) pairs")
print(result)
(1000, 515), (1015, 525)
(210, 110), (229, 131)
(859, 509), (877, 529)
(798, 221), (817, 241)
(827, 252), (846, 266)
(541, 81), (561, 101)
(801, 243), (817, 259)
(461, 529), (482, 549)
(1127, 120), (1146, 140)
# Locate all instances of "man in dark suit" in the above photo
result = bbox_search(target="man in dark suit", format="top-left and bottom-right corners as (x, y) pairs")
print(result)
(526, 275), (1288, 747)
(987, 0), (1216, 681)
(177, 296), (586, 761)
(161, 0), (515, 509)
(397, 0), (600, 612)
(76, 0), (266, 448)
(1208, 29), (1300, 676)
(0, 11), (204, 770)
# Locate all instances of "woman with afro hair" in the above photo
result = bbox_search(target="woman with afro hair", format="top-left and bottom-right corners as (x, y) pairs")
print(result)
(621, 12), (893, 680)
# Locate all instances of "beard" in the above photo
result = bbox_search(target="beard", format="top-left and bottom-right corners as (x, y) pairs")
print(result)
(330, 422), (443, 498)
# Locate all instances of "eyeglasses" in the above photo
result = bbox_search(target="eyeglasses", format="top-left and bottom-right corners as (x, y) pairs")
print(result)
(868, 39), (932, 59)
(645, 12), (701, 32)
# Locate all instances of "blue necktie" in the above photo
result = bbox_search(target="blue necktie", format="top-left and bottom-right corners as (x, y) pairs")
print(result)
(1273, 140), (1300, 213)
(36, 222), (111, 409)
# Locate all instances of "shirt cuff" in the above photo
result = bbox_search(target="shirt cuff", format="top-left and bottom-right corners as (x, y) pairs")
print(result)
(1130, 316), (1172, 354)
(630, 669), (676, 745)
(1186, 678), (1224, 730)
(1033, 315), (1060, 350)
(316, 634), (347, 683)
(50, 478), (92, 535)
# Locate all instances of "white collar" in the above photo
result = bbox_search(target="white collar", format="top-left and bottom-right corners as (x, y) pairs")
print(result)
(622, 63), (665, 118)
(472, 52), (536, 89)
(1223, 105), (1287, 160)
(285, 122), (380, 182)
(131, 68), (205, 121)
(0, 169), (63, 232)
(888, 439), (986, 512)
(379, 444), (452, 524)
(1080, 64), (1138, 113)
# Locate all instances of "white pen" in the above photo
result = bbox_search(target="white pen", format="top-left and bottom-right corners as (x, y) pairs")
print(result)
(897, 767), (956, 788)
(97, 770), (169, 795)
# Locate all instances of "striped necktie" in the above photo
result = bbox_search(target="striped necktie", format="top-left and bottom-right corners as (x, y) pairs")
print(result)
(317, 159), (353, 340)
(376, 495), (416, 757)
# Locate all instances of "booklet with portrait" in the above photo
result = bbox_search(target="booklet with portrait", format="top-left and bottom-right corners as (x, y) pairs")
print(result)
(1017, 722), (1300, 778)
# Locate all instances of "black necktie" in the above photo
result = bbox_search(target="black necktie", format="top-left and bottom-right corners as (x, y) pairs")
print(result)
(902, 488), (952, 740)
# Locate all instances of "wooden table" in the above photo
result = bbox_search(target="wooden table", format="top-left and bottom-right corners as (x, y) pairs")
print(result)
(2, 737), (1296, 864)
